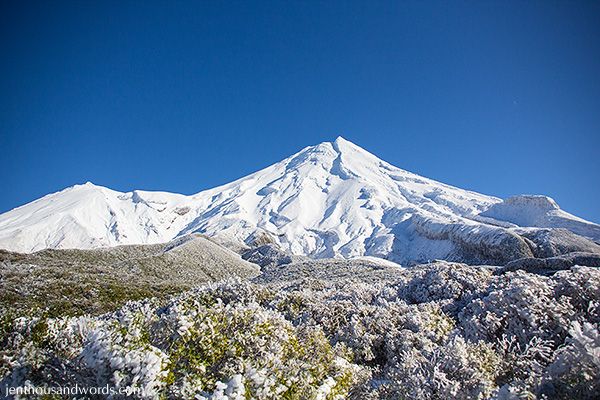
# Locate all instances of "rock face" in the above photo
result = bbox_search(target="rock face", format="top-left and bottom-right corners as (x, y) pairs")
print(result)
(498, 252), (600, 275)
(406, 214), (535, 266)
(241, 243), (297, 267)
(517, 228), (600, 258)
(0, 138), (599, 267)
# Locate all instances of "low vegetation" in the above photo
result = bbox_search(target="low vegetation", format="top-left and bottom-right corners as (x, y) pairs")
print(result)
(0, 236), (259, 318)
(1, 260), (598, 399)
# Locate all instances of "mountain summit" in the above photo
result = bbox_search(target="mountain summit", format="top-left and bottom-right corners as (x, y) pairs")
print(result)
(1, 137), (598, 265)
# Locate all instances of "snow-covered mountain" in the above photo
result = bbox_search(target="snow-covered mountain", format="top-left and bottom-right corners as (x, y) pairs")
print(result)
(1, 137), (598, 265)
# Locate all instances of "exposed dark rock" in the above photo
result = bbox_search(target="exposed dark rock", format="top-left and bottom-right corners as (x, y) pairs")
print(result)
(242, 243), (299, 267)
(497, 252), (600, 275)
(516, 228), (600, 258)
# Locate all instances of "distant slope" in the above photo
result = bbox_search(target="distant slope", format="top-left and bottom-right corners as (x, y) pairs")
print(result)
(0, 183), (193, 252)
(1, 137), (598, 266)
(0, 234), (259, 316)
(479, 195), (600, 241)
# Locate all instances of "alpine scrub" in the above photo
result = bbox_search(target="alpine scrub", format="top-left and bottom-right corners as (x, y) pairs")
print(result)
(1, 263), (599, 399)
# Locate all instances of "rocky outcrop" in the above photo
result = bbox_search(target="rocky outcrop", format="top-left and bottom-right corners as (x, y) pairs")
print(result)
(242, 243), (296, 267)
(497, 252), (600, 275)
(516, 228), (600, 258)
(407, 214), (533, 266)
(395, 214), (600, 267)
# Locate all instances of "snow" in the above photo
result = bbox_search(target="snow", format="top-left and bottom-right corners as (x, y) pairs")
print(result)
(0, 137), (598, 263)
(479, 195), (600, 241)
(350, 256), (404, 268)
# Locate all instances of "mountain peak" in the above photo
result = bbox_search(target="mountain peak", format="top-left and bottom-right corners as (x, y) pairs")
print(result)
(306, 137), (372, 161)
(333, 135), (350, 145)
(1, 138), (598, 260)
(332, 136), (364, 153)
(70, 181), (100, 190)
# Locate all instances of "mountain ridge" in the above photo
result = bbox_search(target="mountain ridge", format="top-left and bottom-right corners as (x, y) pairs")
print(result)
(1, 137), (598, 265)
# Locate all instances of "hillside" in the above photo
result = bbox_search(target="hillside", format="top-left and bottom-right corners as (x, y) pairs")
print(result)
(0, 234), (258, 317)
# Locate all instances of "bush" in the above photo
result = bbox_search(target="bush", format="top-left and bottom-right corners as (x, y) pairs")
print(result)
(1, 264), (599, 399)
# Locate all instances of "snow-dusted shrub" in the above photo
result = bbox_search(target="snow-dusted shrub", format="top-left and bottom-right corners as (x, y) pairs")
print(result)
(1, 281), (364, 399)
(159, 296), (360, 399)
(82, 304), (169, 398)
(383, 332), (501, 399)
(393, 262), (492, 313)
(268, 283), (402, 365)
(553, 266), (600, 324)
(458, 271), (575, 347)
(492, 335), (553, 399)
(0, 313), (98, 392)
(2, 264), (600, 399)
(542, 321), (600, 399)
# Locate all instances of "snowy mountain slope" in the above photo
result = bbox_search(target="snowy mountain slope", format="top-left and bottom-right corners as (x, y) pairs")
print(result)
(479, 195), (600, 241)
(180, 137), (502, 260)
(0, 137), (598, 265)
(0, 183), (193, 252)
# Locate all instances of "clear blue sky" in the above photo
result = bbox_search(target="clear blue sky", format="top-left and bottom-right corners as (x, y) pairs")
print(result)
(1, 1), (599, 222)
